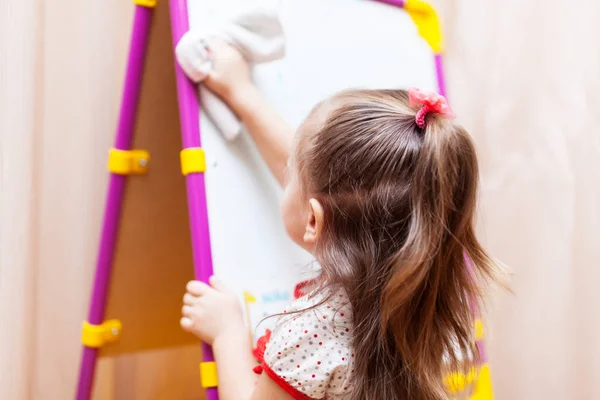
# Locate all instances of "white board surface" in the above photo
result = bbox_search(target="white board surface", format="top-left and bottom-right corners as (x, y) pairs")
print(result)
(188, 0), (438, 341)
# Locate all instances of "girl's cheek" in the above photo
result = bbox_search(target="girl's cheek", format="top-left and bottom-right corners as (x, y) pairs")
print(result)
(281, 186), (306, 247)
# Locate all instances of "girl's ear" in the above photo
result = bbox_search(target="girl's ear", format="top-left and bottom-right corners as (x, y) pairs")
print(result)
(303, 198), (324, 246)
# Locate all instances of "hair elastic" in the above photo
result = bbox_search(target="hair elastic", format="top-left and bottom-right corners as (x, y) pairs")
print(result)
(408, 87), (455, 129)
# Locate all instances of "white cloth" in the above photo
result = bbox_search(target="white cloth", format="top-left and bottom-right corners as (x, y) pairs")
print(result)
(175, 8), (285, 141)
(262, 290), (354, 399)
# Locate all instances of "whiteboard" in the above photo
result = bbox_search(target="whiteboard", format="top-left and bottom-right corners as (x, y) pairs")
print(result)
(188, 0), (438, 341)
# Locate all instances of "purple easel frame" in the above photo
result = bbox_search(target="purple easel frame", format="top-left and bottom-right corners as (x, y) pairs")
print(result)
(75, 1), (454, 399)
(169, 1), (219, 400)
(75, 0), (219, 397)
(75, 5), (154, 400)
(373, 0), (447, 96)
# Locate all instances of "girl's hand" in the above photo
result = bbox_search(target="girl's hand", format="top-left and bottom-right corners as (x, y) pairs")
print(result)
(204, 40), (254, 106)
(204, 40), (294, 187)
(181, 276), (244, 345)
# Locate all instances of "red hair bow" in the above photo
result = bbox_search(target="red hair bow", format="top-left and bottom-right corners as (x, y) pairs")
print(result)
(408, 87), (455, 129)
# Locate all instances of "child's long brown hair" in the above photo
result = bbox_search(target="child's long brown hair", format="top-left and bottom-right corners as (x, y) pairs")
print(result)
(296, 89), (500, 399)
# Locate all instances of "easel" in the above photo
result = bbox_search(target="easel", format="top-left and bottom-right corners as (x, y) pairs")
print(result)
(74, 0), (493, 399)
(76, 0), (216, 399)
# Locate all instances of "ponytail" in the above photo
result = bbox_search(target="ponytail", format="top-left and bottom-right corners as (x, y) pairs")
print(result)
(381, 117), (497, 399)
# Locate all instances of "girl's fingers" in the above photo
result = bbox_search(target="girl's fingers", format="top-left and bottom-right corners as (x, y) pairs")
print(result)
(186, 280), (209, 296)
(209, 276), (234, 295)
(180, 317), (194, 331)
(209, 276), (225, 291)
(182, 305), (194, 317)
(183, 293), (196, 305)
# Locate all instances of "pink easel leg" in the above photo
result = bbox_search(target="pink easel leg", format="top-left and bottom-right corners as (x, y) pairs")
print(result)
(168, 1), (219, 400)
(75, 5), (154, 400)
(434, 54), (447, 96)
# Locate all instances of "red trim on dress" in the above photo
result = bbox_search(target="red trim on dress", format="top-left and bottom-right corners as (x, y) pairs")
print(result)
(253, 329), (271, 374)
(293, 278), (319, 299)
(252, 279), (325, 400)
(253, 329), (321, 400)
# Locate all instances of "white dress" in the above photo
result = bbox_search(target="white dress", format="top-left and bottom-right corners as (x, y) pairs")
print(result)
(254, 282), (355, 400)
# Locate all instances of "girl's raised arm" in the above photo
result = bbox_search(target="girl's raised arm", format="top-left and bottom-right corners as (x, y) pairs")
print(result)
(205, 41), (294, 186)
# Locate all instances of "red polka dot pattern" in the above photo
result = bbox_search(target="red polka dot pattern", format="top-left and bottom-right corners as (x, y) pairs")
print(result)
(260, 288), (354, 399)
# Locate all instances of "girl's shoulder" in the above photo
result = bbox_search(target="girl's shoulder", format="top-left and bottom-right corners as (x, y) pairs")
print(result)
(258, 285), (354, 399)
(293, 288), (351, 328)
(280, 285), (353, 344)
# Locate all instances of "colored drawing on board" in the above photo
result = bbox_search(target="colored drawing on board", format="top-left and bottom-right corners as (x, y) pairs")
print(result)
(242, 287), (295, 344)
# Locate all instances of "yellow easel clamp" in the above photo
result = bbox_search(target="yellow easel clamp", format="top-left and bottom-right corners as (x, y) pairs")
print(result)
(108, 148), (150, 175)
(404, 0), (443, 53)
(471, 364), (494, 400)
(200, 361), (218, 388)
(445, 367), (477, 394)
(81, 319), (122, 348)
(180, 148), (206, 176)
(474, 319), (485, 341)
(133, 0), (158, 8)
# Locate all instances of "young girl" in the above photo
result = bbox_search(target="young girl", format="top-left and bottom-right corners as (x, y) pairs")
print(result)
(180, 41), (500, 400)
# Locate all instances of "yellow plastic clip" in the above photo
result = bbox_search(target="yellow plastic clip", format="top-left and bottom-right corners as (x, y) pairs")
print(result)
(445, 367), (477, 394)
(475, 319), (484, 341)
(180, 148), (206, 176)
(200, 361), (219, 388)
(108, 149), (150, 175)
(81, 320), (122, 348)
(133, 0), (158, 8)
(404, 0), (443, 53)
(471, 364), (494, 400)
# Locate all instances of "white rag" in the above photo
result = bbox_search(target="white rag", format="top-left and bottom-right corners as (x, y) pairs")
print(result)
(175, 8), (285, 141)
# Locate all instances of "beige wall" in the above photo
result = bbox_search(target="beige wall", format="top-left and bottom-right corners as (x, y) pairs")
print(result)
(438, 1), (600, 398)
(1, 0), (203, 398)
(1, 0), (599, 399)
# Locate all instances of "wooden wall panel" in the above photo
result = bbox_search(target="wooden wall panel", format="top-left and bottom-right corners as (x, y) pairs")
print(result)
(101, 0), (197, 357)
